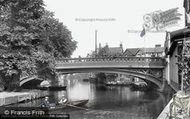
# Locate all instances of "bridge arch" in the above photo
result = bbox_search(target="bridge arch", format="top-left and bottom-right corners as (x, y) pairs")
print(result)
(57, 68), (163, 90)
(20, 76), (44, 88)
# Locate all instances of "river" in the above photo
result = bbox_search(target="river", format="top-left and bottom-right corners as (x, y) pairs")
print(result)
(62, 80), (173, 119)
(8, 78), (174, 119)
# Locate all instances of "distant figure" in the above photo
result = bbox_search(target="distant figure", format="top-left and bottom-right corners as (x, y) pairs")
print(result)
(78, 55), (82, 61)
(58, 96), (68, 104)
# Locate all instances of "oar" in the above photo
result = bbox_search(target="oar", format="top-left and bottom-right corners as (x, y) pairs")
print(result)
(65, 104), (89, 110)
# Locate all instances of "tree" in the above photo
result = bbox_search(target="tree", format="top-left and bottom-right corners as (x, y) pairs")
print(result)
(177, 39), (190, 92)
(0, 0), (46, 91)
(94, 45), (118, 84)
(97, 46), (109, 57)
(0, 0), (77, 91)
(36, 10), (77, 83)
(39, 10), (77, 58)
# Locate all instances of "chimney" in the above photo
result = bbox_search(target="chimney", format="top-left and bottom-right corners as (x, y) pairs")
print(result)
(120, 43), (123, 48)
(95, 30), (98, 54)
(155, 44), (161, 48)
(120, 43), (123, 53)
(99, 43), (102, 49)
(105, 43), (108, 48)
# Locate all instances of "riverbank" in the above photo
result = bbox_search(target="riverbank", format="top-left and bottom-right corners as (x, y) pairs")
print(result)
(157, 99), (172, 119)
(157, 91), (190, 119)
(0, 90), (48, 106)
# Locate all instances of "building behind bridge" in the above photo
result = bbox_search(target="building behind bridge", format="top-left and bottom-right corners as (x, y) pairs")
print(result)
(123, 44), (164, 57)
(87, 43), (165, 84)
(88, 43), (124, 58)
(88, 43), (164, 58)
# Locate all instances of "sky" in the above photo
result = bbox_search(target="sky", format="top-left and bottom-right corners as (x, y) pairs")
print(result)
(44, 0), (185, 58)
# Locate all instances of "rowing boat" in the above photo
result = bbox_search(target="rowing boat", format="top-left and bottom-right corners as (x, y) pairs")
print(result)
(48, 99), (89, 111)
(70, 99), (89, 106)
(36, 86), (67, 91)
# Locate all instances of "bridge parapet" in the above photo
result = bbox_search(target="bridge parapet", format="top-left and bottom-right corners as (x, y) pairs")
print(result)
(56, 57), (165, 68)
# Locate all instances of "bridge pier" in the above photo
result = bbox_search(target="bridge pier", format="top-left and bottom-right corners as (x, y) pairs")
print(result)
(158, 80), (175, 93)
(57, 73), (67, 86)
(53, 73), (64, 86)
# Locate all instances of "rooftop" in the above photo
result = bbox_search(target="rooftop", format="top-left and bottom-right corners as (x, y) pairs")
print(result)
(123, 46), (164, 56)
(107, 47), (123, 55)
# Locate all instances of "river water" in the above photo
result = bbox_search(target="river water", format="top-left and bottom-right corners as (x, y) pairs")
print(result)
(8, 78), (174, 119)
(51, 78), (173, 119)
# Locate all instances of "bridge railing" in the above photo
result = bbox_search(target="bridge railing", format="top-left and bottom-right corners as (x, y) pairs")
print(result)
(56, 56), (165, 66)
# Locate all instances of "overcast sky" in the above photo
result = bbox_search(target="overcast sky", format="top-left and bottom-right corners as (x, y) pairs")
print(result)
(44, 0), (185, 57)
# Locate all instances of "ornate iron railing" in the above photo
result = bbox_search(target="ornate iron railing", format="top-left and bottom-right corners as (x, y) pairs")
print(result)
(56, 57), (165, 67)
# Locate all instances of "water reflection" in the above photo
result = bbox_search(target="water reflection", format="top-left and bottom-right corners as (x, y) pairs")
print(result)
(67, 81), (90, 101)
(7, 77), (172, 119)
(60, 80), (171, 119)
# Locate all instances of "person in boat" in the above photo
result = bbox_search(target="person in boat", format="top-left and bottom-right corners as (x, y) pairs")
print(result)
(41, 97), (50, 107)
(58, 96), (68, 105)
(42, 97), (55, 108)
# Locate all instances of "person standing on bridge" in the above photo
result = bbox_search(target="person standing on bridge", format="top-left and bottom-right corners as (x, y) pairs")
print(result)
(78, 55), (82, 62)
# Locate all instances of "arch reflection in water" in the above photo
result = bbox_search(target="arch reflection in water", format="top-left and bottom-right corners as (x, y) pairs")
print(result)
(67, 80), (90, 101)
